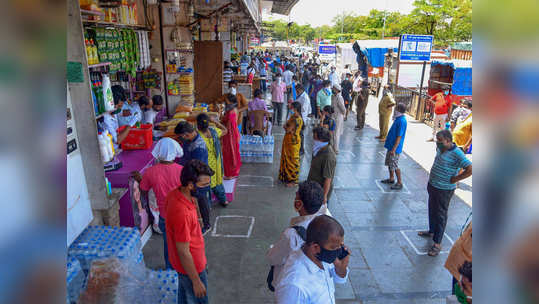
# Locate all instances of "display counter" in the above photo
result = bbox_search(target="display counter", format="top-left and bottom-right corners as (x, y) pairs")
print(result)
(105, 144), (155, 229)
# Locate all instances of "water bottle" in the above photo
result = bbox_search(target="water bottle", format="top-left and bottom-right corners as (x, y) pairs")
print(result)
(445, 122), (451, 130)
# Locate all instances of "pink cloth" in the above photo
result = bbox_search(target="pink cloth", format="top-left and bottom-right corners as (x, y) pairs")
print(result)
(139, 163), (183, 220)
(222, 110), (242, 177)
(271, 82), (286, 103)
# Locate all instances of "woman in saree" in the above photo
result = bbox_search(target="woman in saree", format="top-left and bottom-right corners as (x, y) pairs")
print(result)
(221, 94), (242, 179)
(278, 101), (303, 187)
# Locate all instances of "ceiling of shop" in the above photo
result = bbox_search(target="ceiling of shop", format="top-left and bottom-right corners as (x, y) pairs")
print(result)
(270, 0), (299, 15)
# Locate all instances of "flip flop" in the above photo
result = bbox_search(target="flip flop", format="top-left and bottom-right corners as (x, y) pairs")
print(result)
(380, 179), (395, 184)
(428, 244), (441, 256)
(391, 183), (403, 190)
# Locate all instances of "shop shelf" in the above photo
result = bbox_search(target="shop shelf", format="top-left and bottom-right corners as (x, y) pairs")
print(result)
(80, 9), (105, 16)
(83, 20), (151, 31)
(88, 62), (112, 69)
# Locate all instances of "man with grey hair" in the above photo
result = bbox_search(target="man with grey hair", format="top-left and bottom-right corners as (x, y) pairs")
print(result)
(418, 130), (472, 256)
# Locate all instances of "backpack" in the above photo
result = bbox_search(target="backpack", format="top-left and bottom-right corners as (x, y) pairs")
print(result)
(266, 225), (307, 292)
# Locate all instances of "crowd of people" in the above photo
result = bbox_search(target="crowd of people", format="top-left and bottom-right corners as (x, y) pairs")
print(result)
(122, 49), (473, 303)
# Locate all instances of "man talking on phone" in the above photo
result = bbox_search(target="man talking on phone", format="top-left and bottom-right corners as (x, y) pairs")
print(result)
(274, 215), (350, 304)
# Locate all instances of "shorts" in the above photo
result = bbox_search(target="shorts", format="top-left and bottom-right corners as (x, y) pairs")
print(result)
(385, 151), (400, 171)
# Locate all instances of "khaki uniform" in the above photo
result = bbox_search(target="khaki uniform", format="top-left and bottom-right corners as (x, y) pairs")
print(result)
(378, 93), (396, 139)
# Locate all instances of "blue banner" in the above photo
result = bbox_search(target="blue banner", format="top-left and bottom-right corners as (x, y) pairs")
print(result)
(318, 45), (336, 54)
(399, 34), (433, 61)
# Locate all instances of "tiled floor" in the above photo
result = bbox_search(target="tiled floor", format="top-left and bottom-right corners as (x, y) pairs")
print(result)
(143, 94), (472, 303)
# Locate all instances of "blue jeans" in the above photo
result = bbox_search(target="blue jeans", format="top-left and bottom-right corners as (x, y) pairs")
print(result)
(178, 269), (209, 304)
(158, 216), (173, 269)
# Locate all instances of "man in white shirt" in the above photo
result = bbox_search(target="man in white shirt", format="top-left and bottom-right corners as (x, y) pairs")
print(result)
(113, 85), (142, 127)
(267, 181), (325, 288)
(275, 215), (350, 304)
(282, 67), (294, 101)
(328, 66), (340, 88)
(100, 86), (132, 146)
(295, 84), (311, 155)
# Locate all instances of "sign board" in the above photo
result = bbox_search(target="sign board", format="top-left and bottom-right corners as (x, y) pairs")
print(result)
(318, 44), (336, 61)
(399, 34), (433, 61)
(249, 37), (260, 46)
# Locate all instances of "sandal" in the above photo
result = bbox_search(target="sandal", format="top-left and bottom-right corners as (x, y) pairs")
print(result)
(391, 183), (403, 190)
(380, 178), (395, 184)
(428, 244), (441, 256)
(417, 230), (433, 237)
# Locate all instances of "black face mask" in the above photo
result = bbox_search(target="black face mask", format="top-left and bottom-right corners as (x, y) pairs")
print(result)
(316, 244), (341, 264)
(190, 185), (199, 197)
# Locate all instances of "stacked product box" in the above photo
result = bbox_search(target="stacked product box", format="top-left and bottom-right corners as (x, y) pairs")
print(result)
(240, 135), (274, 163)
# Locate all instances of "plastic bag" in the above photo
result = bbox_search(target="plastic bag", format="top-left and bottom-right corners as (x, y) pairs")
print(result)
(102, 74), (115, 112)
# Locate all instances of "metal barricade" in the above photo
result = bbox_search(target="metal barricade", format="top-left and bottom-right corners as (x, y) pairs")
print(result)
(389, 84), (432, 123)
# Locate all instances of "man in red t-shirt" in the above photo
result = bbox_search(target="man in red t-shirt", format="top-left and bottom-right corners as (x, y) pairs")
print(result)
(428, 88), (453, 142)
(166, 160), (214, 303)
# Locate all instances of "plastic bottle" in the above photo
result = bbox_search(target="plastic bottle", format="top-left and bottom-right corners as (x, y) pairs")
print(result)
(445, 121), (451, 130)
(105, 131), (115, 158)
(85, 39), (93, 64)
(90, 39), (99, 64)
(102, 74), (115, 112)
(98, 133), (111, 163)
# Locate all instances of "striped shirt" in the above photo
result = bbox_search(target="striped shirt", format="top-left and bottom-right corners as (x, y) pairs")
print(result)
(429, 144), (472, 190)
(223, 68), (233, 83)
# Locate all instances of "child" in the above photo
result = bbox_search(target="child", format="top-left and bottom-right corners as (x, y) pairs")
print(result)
(381, 103), (408, 190)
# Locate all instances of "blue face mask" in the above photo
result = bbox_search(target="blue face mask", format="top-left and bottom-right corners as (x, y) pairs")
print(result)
(444, 90), (449, 95)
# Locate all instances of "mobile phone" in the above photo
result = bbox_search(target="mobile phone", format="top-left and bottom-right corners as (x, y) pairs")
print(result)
(338, 246), (349, 260)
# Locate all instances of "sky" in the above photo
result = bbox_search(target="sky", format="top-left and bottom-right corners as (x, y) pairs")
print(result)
(262, 0), (416, 27)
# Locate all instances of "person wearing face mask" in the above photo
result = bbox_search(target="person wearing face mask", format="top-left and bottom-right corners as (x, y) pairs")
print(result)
(381, 103), (408, 190)
(266, 181), (328, 291)
(132, 138), (184, 269)
(274, 215), (350, 304)
(308, 127), (336, 204)
(428, 86), (453, 142)
(217, 80), (248, 132)
(309, 74), (324, 119)
(279, 102), (303, 187)
(113, 85), (143, 128)
(174, 122), (212, 235)
(376, 85), (396, 142)
(165, 160), (214, 304)
(340, 73), (353, 121)
(316, 80), (332, 119)
(99, 85), (132, 146)
(331, 84), (346, 154)
(271, 73), (287, 126)
(418, 130), (472, 256)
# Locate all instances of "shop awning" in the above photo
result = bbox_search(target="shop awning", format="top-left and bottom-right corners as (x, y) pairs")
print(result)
(270, 0), (300, 15)
(351, 40), (399, 67)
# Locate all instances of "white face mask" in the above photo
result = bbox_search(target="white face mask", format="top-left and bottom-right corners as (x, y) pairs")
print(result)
(277, 77), (282, 83)
(230, 87), (237, 95)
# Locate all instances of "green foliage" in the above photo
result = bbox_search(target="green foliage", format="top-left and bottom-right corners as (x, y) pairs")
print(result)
(263, 0), (471, 47)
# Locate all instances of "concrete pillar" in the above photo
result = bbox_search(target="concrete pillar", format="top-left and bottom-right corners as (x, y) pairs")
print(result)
(67, 0), (108, 211)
